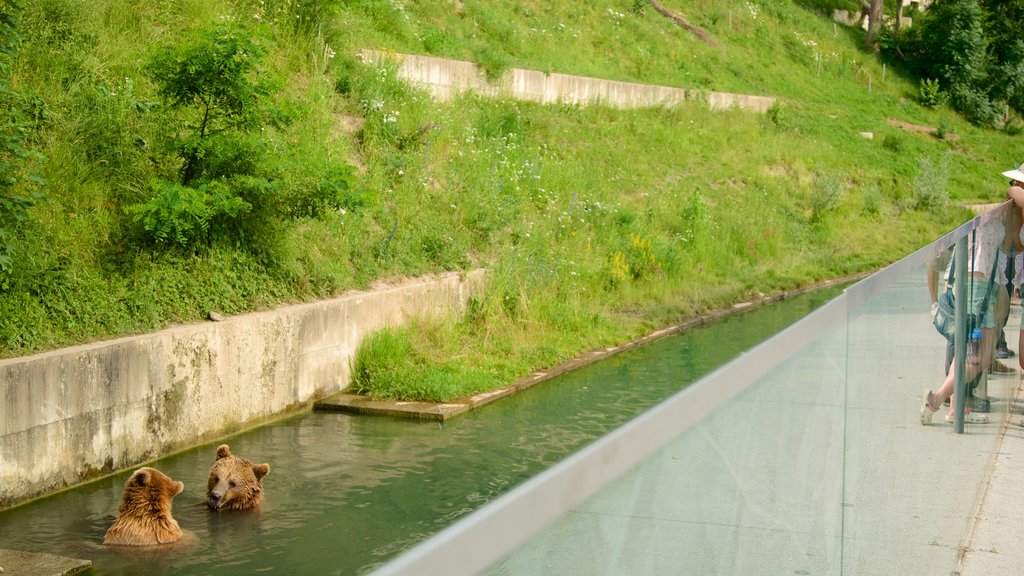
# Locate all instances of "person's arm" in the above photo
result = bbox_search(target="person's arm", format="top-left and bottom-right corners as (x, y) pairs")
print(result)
(1007, 185), (1024, 208)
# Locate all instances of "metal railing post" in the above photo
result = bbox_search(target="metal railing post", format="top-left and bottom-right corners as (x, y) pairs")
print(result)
(953, 235), (968, 434)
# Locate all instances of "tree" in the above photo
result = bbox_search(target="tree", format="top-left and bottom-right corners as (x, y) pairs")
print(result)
(922, 0), (999, 125)
(132, 23), (357, 251)
(131, 24), (272, 249)
(859, 0), (885, 49)
(147, 25), (268, 185)
(980, 0), (1024, 115)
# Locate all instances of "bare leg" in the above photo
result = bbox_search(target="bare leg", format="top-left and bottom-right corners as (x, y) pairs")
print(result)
(929, 327), (992, 416)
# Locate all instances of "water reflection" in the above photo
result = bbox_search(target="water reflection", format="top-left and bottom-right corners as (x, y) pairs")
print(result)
(0, 286), (843, 575)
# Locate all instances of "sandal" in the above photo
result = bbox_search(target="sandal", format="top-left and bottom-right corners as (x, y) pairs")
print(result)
(945, 409), (989, 424)
(921, 390), (937, 425)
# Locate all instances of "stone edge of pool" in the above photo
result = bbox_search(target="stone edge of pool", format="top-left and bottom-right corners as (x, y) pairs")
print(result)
(313, 272), (867, 421)
(0, 548), (91, 576)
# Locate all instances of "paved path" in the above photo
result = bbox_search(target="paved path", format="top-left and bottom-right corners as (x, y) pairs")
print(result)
(960, 369), (1024, 574)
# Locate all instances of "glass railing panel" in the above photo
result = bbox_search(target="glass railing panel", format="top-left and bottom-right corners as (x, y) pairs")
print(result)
(484, 312), (850, 576)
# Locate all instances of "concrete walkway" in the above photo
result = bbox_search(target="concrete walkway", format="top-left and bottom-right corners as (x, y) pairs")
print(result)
(960, 373), (1024, 574)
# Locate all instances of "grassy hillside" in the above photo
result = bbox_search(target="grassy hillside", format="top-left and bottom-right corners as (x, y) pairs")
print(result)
(0, 0), (1008, 400)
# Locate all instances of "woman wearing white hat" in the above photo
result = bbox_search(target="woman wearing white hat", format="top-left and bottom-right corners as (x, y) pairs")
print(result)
(1003, 169), (1024, 372)
(921, 169), (1024, 425)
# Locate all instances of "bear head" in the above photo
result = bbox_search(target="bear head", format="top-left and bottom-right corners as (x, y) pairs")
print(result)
(206, 444), (270, 511)
(103, 467), (185, 546)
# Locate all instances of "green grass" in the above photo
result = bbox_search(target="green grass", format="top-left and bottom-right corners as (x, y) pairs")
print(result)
(0, 0), (1008, 401)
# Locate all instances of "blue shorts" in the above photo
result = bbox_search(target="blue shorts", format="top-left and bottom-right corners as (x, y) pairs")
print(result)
(966, 280), (997, 328)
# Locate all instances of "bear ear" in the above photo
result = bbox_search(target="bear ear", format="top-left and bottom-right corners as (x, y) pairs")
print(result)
(130, 468), (151, 487)
(172, 481), (185, 496)
(216, 444), (232, 460)
(253, 463), (270, 480)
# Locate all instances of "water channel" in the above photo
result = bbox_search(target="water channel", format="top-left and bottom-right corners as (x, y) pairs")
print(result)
(0, 285), (845, 575)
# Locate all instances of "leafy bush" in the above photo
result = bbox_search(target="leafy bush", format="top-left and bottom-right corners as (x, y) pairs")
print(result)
(289, 164), (362, 219)
(146, 24), (269, 185)
(881, 134), (904, 153)
(473, 44), (512, 82)
(902, 154), (951, 213)
(812, 171), (846, 222)
(126, 180), (252, 248)
(766, 103), (788, 128)
(609, 231), (659, 285)
(948, 84), (1003, 129)
(861, 183), (883, 217)
(676, 189), (709, 246)
(918, 78), (946, 109)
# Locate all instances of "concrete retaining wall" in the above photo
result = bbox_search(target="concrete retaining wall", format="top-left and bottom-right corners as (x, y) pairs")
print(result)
(359, 49), (775, 113)
(0, 270), (486, 509)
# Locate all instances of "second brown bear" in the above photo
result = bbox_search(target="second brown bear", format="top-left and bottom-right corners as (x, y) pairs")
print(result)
(206, 444), (270, 511)
(104, 467), (185, 546)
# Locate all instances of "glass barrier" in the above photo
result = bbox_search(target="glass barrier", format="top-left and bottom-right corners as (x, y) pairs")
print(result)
(371, 201), (1018, 576)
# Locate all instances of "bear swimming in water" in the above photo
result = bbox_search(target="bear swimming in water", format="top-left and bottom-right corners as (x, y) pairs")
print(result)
(104, 467), (185, 546)
(206, 444), (270, 511)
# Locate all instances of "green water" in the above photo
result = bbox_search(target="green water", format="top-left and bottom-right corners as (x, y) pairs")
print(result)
(0, 286), (844, 575)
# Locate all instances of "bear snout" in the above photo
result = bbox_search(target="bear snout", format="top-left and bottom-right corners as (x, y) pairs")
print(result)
(208, 491), (224, 509)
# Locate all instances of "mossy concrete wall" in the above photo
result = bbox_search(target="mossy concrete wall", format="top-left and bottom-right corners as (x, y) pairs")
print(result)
(0, 270), (485, 509)
(360, 49), (776, 113)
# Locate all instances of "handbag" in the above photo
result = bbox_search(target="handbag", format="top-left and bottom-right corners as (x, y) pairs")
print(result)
(933, 249), (998, 342)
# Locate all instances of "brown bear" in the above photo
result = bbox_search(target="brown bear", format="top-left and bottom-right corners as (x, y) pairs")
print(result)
(103, 467), (185, 546)
(206, 444), (270, 511)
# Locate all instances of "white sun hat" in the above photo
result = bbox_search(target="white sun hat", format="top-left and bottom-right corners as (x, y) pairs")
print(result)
(1002, 166), (1024, 182)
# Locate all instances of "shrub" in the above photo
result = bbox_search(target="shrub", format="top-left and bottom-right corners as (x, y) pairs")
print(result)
(126, 179), (252, 249)
(882, 134), (904, 153)
(146, 24), (269, 185)
(812, 170), (846, 221)
(609, 231), (659, 285)
(918, 78), (946, 109)
(766, 103), (787, 128)
(861, 183), (883, 217)
(903, 154), (951, 213)
(677, 189), (709, 246)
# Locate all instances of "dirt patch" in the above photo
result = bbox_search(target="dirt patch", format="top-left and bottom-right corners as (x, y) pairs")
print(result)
(333, 113), (365, 135)
(886, 117), (959, 142)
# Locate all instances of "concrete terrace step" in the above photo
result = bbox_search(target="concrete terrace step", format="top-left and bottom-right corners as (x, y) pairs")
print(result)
(359, 49), (776, 113)
(0, 548), (90, 576)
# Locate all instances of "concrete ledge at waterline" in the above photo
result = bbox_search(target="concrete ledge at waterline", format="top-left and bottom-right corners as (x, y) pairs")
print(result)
(0, 548), (91, 576)
(359, 49), (775, 113)
(315, 394), (471, 421)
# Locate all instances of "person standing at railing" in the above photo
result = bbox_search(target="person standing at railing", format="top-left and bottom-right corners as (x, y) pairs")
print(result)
(920, 207), (1014, 425)
(1002, 170), (1024, 372)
